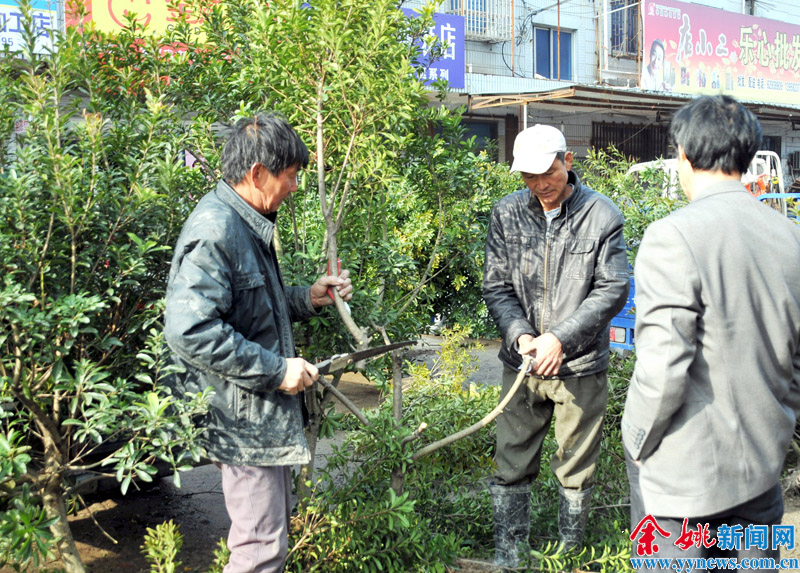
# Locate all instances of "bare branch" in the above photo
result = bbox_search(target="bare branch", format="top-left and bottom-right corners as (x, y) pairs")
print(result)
(75, 493), (119, 545)
(410, 356), (532, 462)
(317, 375), (370, 427)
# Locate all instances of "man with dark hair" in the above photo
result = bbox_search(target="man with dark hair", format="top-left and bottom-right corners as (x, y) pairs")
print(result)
(483, 123), (629, 566)
(623, 95), (800, 570)
(165, 112), (352, 572)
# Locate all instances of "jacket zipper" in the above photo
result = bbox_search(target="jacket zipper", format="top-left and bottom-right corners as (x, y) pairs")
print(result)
(541, 226), (551, 334)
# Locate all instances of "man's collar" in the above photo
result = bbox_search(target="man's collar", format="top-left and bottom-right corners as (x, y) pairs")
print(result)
(216, 180), (276, 243)
(691, 178), (748, 200)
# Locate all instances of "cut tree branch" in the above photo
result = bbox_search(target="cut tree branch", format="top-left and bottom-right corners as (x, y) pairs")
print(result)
(410, 355), (532, 462)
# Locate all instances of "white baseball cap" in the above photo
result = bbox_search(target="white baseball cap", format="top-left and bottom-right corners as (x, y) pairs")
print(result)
(510, 124), (567, 175)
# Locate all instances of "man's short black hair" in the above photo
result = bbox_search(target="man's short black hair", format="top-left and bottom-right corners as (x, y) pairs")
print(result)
(221, 112), (309, 185)
(670, 95), (761, 175)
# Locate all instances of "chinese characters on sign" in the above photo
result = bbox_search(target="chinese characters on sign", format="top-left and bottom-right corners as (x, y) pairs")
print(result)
(642, 0), (800, 105)
(0, 0), (57, 53)
(402, 9), (465, 90)
(631, 514), (796, 557)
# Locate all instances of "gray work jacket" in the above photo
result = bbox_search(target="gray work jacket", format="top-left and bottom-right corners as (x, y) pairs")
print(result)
(482, 172), (629, 377)
(164, 180), (317, 466)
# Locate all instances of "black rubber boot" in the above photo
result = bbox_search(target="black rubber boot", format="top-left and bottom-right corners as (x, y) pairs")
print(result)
(558, 485), (593, 550)
(489, 482), (531, 568)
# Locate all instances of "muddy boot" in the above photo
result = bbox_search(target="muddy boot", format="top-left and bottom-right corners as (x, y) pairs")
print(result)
(489, 482), (530, 568)
(558, 485), (592, 550)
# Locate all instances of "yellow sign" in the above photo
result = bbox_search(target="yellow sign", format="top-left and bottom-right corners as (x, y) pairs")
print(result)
(69, 0), (206, 37)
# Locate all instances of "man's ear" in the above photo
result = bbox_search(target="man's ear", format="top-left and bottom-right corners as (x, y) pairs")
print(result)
(247, 163), (263, 189)
(676, 146), (692, 170)
(563, 150), (574, 171)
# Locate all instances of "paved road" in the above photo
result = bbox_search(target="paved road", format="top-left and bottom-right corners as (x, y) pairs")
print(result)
(409, 334), (503, 387)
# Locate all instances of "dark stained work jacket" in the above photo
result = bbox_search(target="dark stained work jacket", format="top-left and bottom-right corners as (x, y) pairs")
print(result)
(483, 172), (629, 378)
(165, 180), (317, 466)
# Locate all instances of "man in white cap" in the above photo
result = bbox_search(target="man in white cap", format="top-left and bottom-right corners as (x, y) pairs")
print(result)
(482, 124), (629, 566)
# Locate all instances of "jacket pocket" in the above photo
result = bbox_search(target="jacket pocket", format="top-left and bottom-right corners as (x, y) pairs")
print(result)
(234, 386), (253, 426)
(233, 272), (266, 291)
(564, 238), (596, 280)
(506, 235), (534, 276)
(231, 272), (269, 335)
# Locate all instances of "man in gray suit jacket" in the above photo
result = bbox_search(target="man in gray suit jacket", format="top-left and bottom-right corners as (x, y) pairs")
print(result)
(622, 95), (800, 571)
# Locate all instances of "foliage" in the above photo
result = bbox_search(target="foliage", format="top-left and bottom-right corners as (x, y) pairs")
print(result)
(0, 483), (58, 570)
(578, 147), (686, 265)
(206, 538), (231, 573)
(788, 197), (800, 224)
(141, 519), (183, 573)
(0, 5), (211, 570)
(401, 326), (497, 475)
(391, 110), (519, 339)
(286, 330), (493, 571)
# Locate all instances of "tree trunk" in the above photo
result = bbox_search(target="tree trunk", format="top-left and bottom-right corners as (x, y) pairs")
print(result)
(299, 388), (322, 506)
(25, 392), (86, 572)
(299, 372), (346, 506)
(297, 432), (317, 506)
(42, 476), (86, 573)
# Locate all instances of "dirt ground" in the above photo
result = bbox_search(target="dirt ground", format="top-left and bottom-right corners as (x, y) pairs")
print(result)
(16, 335), (800, 572)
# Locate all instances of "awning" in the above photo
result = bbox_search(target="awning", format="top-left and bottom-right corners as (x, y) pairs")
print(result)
(467, 84), (800, 124)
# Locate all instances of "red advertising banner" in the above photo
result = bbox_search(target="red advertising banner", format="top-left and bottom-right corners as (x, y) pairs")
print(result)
(641, 0), (800, 105)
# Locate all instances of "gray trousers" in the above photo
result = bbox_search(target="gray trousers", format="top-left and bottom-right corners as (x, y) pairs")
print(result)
(625, 448), (783, 573)
(218, 463), (292, 573)
(494, 366), (608, 489)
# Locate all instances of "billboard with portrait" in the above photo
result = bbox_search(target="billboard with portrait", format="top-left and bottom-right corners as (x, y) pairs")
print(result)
(642, 0), (800, 105)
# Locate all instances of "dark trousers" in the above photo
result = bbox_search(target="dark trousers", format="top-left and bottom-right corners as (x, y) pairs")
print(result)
(626, 448), (783, 573)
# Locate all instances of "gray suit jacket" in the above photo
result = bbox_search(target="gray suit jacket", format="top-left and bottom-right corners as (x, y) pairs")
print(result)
(622, 180), (800, 517)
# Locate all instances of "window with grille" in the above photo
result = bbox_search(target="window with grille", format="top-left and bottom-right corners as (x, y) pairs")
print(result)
(610, 0), (638, 56)
(447, 0), (512, 42)
(592, 122), (670, 162)
(533, 27), (572, 81)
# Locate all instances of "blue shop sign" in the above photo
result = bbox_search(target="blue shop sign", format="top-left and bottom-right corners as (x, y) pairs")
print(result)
(402, 8), (465, 90)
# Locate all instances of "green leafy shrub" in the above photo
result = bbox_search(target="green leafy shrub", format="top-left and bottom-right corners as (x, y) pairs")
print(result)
(141, 519), (183, 573)
(285, 330), (494, 571)
(0, 8), (211, 570)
